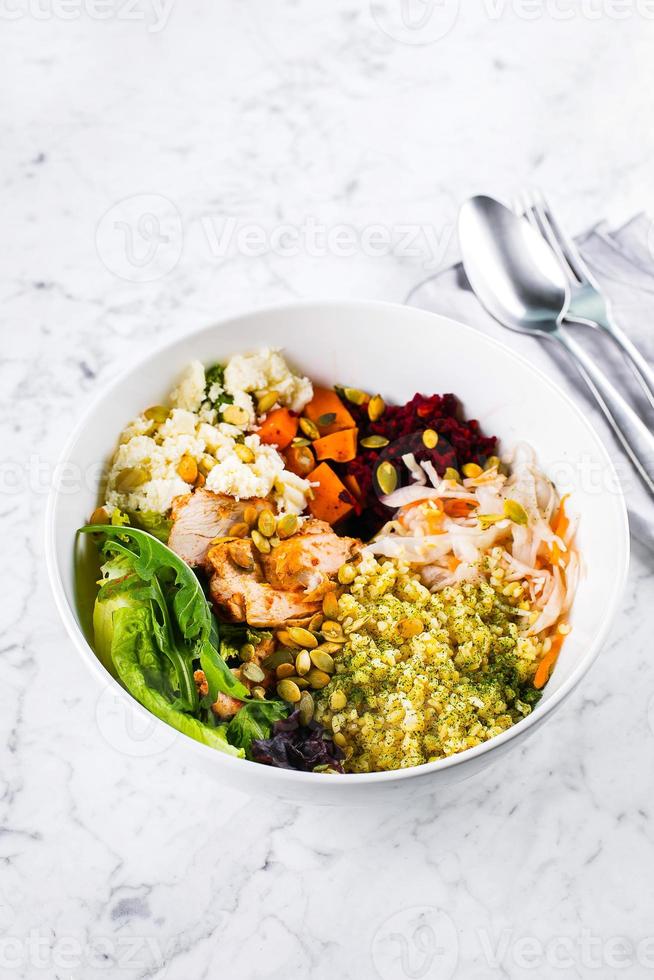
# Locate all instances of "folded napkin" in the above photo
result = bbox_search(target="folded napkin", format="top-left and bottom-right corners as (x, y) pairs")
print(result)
(407, 213), (654, 556)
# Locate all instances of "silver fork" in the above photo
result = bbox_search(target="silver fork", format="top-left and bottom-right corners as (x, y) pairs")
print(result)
(515, 189), (654, 413)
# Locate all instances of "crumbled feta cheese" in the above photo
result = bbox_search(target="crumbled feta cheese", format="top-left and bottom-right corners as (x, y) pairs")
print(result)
(170, 361), (206, 413)
(224, 347), (313, 413)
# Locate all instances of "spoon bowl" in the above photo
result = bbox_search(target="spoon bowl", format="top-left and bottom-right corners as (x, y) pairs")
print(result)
(458, 195), (569, 335)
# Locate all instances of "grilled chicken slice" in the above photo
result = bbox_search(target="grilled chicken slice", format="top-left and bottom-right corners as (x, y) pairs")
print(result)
(168, 489), (268, 567)
(207, 537), (321, 626)
(260, 519), (359, 597)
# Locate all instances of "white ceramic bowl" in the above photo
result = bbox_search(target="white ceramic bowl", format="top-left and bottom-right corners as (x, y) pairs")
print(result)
(46, 301), (629, 805)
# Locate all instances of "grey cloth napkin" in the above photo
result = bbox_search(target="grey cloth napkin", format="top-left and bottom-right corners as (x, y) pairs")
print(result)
(407, 213), (654, 557)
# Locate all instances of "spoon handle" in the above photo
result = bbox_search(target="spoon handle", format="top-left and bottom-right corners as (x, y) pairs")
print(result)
(554, 328), (654, 496)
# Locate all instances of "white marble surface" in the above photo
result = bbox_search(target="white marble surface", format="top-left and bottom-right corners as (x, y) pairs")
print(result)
(3, 2), (654, 978)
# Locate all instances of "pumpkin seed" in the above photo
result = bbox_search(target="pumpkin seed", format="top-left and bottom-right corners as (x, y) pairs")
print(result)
(288, 626), (318, 649)
(321, 620), (344, 642)
(115, 466), (150, 492)
(310, 649), (335, 673)
(368, 394), (385, 422)
(262, 649), (294, 670)
(298, 691), (315, 725)
(293, 675), (311, 690)
(477, 513), (504, 530)
(337, 563), (356, 585)
(144, 405), (169, 423)
(177, 455), (198, 484)
(234, 444), (255, 464)
(276, 662), (296, 680)
(295, 650), (312, 676)
(251, 529), (271, 553)
(257, 390), (279, 414)
(422, 429), (438, 449)
(222, 405), (249, 426)
(344, 615), (369, 634)
(227, 541), (255, 570)
(333, 732), (347, 748)
(484, 455), (501, 471)
(276, 629), (297, 648)
(342, 387), (369, 406)
(89, 506), (108, 525)
(322, 592), (340, 620)
(308, 612), (324, 632)
(198, 454), (217, 476)
(277, 679), (302, 703)
(230, 522), (250, 538)
(269, 535), (281, 549)
(376, 461), (398, 495)
(242, 662), (265, 683)
(252, 686), (267, 700)
(317, 412), (337, 427)
(240, 642), (256, 662)
(307, 669), (331, 690)
(257, 509), (277, 537)
(398, 616), (424, 639)
(314, 641), (342, 656)
(277, 513), (299, 539)
(299, 417), (320, 440)
(504, 498), (529, 526)
(360, 435), (389, 449)
(243, 505), (259, 526)
(291, 436), (312, 447)
(443, 466), (461, 483)
(330, 690), (347, 711)
(462, 462), (483, 479)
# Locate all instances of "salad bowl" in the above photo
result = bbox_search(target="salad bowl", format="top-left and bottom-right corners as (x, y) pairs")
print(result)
(45, 301), (629, 805)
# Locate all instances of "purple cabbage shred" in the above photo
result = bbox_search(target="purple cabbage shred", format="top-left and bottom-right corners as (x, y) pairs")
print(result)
(251, 710), (344, 773)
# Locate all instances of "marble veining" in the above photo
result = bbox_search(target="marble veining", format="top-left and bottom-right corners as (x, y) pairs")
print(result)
(2, 2), (654, 978)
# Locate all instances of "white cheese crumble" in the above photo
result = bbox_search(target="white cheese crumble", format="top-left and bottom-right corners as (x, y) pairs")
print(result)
(223, 347), (313, 413)
(170, 360), (206, 413)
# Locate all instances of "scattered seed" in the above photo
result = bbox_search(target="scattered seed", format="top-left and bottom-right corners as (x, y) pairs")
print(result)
(443, 467), (461, 482)
(227, 541), (255, 570)
(276, 629), (296, 648)
(462, 462), (483, 479)
(295, 650), (312, 676)
(230, 522), (250, 538)
(257, 390), (279, 414)
(330, 690), (347, 711)
(257, 509), (277, 537)
(115, 466), (150, 492)
(484, 455), (501, 471)
(276, 663), (296, 680)
(322, 592), (340, 620)
(477, 514), (504, 530)
(376, 461), (398, 495)
(310, 649), (335, 673)
(398, 616), (424, 639)
(288, 626), (318, 649)
(307, 669), (331, 690)
(243, 662), (265, 683)
(321, 620), (344, 642)
(308, 612), (324, 632)
(234, 444), (255, 464)
(222, 405), (249, 426)
(422, 429), (438, 449)
(251, 529), (271, 553)
(558, 622), (571, 635)
(240, 643), (256, 662)
(342, 387), (369, 406)
(317, 412), (337, 427)
(338, 563), (356, 585)
(277, 514), (299, 539)
(298, 691), (315, 725)
(194, 472), (206, 488)
(299, 417), (320, 440)
(314, 641), (342, 656)
(89, 506), (108, 525)
(504, 498), (529, 526)
(243, 505), (259, 526)
(268, 535), (281, 549)
(176, 455), (198, 484)
(252, 686), (267, 700)
(144, 405), (169, 423)
(291, 436), (312, 447)
(262, 649), (294, 669)
(344, 616), (369, 634)
(277, 679), (302, 703)
(360, 435), (389, 449)
(333, 732), (347, 748)
(367, 394), (385, 422)
(198, 454), (217, 476)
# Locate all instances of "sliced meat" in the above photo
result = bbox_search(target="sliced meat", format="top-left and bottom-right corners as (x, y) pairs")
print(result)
(260, 519), (359, 596)
(207, 538), (321, 627)
(211, 691), (244, 720)
(168, 488), (268, 567)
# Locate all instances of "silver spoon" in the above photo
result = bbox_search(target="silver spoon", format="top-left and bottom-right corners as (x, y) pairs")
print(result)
(458, 195), (654, 496)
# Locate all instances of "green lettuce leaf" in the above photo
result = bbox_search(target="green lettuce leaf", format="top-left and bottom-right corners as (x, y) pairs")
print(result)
(126, 510), (172, 543)
(226, 700), (289, 757)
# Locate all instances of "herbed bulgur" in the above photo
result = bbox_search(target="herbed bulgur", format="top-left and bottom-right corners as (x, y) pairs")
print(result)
(314, 554), (544, 773)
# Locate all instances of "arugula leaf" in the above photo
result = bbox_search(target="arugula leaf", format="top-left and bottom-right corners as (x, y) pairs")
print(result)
(111, 605), (244, 757)
(226, 699), (289, 757)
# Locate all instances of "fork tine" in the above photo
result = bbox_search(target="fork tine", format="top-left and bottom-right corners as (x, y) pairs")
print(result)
(520, 188), (582, 286)
(533, 190), (596, 287)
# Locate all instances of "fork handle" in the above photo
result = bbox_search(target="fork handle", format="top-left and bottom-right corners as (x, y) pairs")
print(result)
(554, 328), (654, 496)
(595, 311), (654, 414)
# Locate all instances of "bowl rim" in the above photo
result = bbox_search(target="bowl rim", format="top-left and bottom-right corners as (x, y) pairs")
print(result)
(45, 298), (630, 785)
